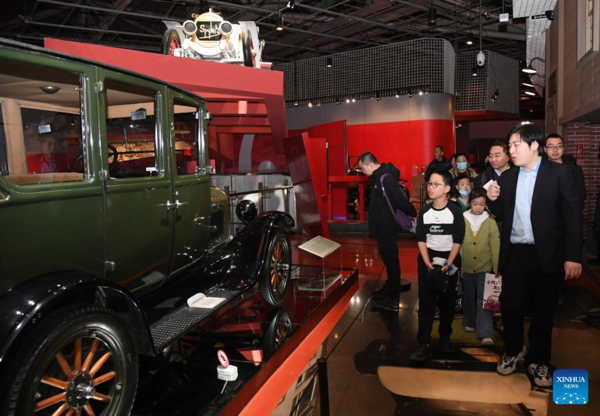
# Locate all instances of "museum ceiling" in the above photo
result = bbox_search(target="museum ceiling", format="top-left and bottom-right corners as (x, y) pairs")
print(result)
(0, 0), (530, 63)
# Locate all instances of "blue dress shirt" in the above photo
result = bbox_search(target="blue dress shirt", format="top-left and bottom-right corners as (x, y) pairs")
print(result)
(510, 157), (541, 244)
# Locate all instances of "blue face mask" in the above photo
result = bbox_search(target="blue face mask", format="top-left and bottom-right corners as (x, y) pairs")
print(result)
(459, 189), (471, 196)
(457, 162), (468, 170)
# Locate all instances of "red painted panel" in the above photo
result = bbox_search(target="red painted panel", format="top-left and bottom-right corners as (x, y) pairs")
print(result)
(284, 134), (330, 238)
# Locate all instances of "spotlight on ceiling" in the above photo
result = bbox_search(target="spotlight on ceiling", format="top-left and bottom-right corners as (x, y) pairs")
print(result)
(545, 10), (554, 21)
(336, 98), (341, 105)
(491, 88), (499, 102)
(351, 97), (356, 102)
(294, 101), (299, 107)
(326, 56), (332, 68)
(40, 86), (60, 94)
(472, 66), (478, 77)
(346, 97), (350, 103)
(418, 90), (424, 96)
(307, 101), (313, 108)
(376, 91), (381, 101)
(395, 89), (400, 97)
(276, 14), (284, 31)
(287, 0), (295, 9)
(408, 90), (413, 98)
(525, 91), (536, 96)
(522, 82), (535, 87)
(522, 63), (537, 74)
(428, 6), (437, 26)
(466, 32), (475, 45)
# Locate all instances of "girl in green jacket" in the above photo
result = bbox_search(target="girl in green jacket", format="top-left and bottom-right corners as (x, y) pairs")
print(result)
(461, 187), (500, 345)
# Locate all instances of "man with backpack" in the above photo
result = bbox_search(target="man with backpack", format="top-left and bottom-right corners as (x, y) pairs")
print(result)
(358, 152), (417, 309)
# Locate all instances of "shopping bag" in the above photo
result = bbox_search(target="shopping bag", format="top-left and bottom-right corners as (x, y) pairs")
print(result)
(483, 273), (502, 312)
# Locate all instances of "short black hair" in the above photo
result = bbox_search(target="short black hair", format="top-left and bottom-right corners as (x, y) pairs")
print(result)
(430, 170), (453, 188)
(490, 140), (509, 156)
(507, 124), (545, 155)
(358, 152), (378, 165)
(546, 133), (564, 144)
(435, 145), (444, 152)
(454, 152), (468, 162)
(454, 174), (471, 187)
(469, 187), (487, 202)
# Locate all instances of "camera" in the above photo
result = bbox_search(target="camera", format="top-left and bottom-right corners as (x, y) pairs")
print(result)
(477, 51), (485, 66)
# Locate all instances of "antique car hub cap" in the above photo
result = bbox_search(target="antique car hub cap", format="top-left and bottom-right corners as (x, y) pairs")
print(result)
(67, 373), (95, 408)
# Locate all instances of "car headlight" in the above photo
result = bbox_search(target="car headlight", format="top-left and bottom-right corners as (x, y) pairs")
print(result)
(182, 20), (197, 36)
(219, 21), (233, 36)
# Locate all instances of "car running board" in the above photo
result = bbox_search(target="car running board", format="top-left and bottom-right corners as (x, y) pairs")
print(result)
(150, 288), (243, 351)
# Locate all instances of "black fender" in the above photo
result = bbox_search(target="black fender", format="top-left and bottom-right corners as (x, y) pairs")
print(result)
(0, 272), (155, 375)
(197, 211), (294, 290)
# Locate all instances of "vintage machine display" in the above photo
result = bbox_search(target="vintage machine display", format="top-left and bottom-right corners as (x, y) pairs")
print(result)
(0, 38), (291, 415)
(162, 9), (272, 69)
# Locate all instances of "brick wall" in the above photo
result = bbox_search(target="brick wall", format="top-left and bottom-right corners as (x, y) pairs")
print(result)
(562, 123), (600, 239)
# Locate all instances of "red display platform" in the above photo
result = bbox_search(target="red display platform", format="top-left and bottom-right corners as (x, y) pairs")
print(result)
(44, 38), (288, 155)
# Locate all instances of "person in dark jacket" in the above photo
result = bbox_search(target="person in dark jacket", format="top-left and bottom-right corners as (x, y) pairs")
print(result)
(475, 140), (515, 188)
(544, 133), (587, 205)
(358, 152), (417, 309)
(425, 146), (452, 181)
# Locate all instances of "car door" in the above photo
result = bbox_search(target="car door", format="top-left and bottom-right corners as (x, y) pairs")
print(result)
(97, 70), (174, 294)
(167, 91), (211, 276)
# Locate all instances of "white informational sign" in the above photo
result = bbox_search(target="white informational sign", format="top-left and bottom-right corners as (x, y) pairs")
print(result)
(187, 293), (226, 309)
(298, 236), (341, 259)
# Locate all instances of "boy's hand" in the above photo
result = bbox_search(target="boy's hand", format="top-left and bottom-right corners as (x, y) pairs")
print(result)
(426, 262), (434, 271)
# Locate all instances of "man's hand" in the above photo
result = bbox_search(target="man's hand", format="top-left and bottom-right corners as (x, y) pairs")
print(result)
(426, 262), (435, 271)
(487, 181), (501, 201)
(565, 261), (582, 279)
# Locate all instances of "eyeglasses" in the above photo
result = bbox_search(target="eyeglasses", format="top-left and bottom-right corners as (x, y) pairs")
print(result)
(545, 145), (564, 151)
(426, 182), (445, 188)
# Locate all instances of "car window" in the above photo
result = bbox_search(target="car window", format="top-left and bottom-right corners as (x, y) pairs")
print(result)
(104, 79), (159, 179)
(173, 98), (200, 176)
(0, 59), (85, 186)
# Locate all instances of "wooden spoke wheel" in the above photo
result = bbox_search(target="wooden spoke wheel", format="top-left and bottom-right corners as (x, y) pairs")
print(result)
(263, 308), (294, 360)
(3, 306), (138, 416)
(259, 230), (291, 306)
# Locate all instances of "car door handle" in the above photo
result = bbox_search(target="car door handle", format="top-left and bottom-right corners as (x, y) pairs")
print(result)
(174, 200), (189, 208)
(157, 200), (174, 210)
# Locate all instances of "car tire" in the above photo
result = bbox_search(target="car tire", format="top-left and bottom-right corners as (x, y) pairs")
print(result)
(162, 29), (182, 56)
(262, 308), (294, 360)
(259, 229), (291, 306)
(241, 28), (254, 67)
(3, 305), (138, 416)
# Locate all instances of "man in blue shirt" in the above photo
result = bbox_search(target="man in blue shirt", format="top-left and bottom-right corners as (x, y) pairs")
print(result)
(487, 124), (582, 388)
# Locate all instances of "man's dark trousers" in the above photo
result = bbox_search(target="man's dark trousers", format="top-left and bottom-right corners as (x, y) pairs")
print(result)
(501, 244), (564, 365)
(377, 233), (400, 290)
(417, 249), (462, 344)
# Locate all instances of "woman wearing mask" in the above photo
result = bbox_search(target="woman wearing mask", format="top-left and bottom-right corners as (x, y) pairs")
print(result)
(450, 153), (478, 179)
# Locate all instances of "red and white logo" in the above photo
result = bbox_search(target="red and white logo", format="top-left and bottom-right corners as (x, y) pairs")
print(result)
(217, 350), (229, 368)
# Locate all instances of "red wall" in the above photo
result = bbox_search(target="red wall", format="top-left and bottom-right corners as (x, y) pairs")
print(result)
(347, 119), (456, 192)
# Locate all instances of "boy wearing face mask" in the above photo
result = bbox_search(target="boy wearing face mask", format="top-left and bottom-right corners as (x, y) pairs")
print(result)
(454, 175), (472, 212)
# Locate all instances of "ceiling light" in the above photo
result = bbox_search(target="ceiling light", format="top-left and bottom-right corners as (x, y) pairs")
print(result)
(408, 90), (413, 98)
(336, 98), (341, 105)
(326, 56), (332, 68)
(472, 66), (478, 76)
(287, 0), (295, 9)
(395, 89), (400, 97)
(466, 32), (475, 45)
(346, 97), (350, 103)
(307, 101), (313, 108)
(428, 6), (437, 26)
(351, 97), (356, 102)
(522, 64), (537, 74)
(418, 90), (424, 96)
(525, 91), (536, 96)
(522, 82), (535, 87)
(40, 86), (60, 94)
(376, 92), (381, 101)
(545, 10), (554, 21)
(276, 14), (284, 31)
(294, 101), (299, 106)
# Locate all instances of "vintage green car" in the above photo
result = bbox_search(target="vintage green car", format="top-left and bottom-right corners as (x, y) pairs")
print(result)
(0, 39), (293, 416)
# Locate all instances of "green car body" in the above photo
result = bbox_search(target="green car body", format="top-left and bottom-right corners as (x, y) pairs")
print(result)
(0, 39), (292, 415)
